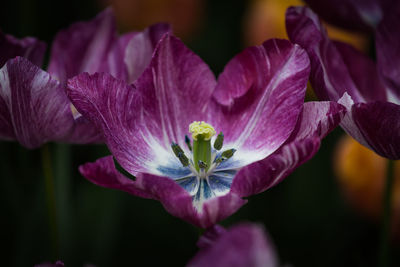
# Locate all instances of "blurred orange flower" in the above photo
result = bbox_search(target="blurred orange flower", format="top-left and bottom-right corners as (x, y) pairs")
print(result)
(335, 135), (400, 239)
(244, 0), (369, 101)
(103, 0), (204, 40)
(244, 0), (368, 51)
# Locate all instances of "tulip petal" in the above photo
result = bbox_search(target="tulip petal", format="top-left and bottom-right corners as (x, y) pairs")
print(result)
(48, 8), (117, 84)
(79, 156), (153, 199)
(232, 101), (345, 196)
(80, 155), (246, 228)
(286, 6), (372, 102)
(213, 38), (310, 165)
(67, 72), (152, 174)
(0, 57), (73, 148)
(376, 3), (400, 104)
(303, 0), (383, 32)
(0, 32), (46, 67)
(231, 137), (320, 197)
(188, 224), (278, 267)
(62, 115), (103, 144)
(68, 34), (217, 175)
(352, 101), (400, 159)
(123, 23), (171, 84)
(107, 23), (171, 84)
(333, 41), (386, 102)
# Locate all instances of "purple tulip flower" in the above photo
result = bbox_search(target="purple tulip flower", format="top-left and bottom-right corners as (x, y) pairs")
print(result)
(286, 6), (400, 159)
(187, 223), (278, 267)
(67, 34), (344, 228)
(0, 8), (170, 148)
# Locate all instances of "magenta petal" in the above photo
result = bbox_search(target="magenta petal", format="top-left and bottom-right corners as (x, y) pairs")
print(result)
(107, 23), (171, 84)
(48, 8), (117, 85)
(62, 116), (103, 144)
(133, 34), (217, 146)
(160, 190), (246, 228)
(286, 6), (368, 102)
(67, 72), (147, 173)
(105, 32), (137, 81)
(333, 41), (386, 102)
(80, 156), (246, 228)
(287, 101), (346, 142)
(0, 32), (46, 67)
(0, 57), (73, 148)
(303, 0), (383, 32)
(123, 23), (171, 84)
(376, 4), (400, 103)
(188, 224), (278, 267)
(231, 101), (345, 197)
(231, 137), (320, 197)
(79, 156), (153, 199)
(196, 225), (227, 249)
(352, 101), (400, 159)
(213, 39), (309, 163)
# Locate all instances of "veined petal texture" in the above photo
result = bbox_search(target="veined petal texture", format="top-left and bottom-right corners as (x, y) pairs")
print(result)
(0, 57), (73, 148)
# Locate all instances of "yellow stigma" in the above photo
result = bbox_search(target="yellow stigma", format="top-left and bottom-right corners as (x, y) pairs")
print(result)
(189, 121), (216, 141)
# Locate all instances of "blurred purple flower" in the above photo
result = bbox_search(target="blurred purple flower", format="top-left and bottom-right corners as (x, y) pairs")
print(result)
(0, 32), (46, 68)
(67, 33), (345, 227)
(0, 8), (170, 148)
(303, 0), (395, 32)
(286, 5), (400, 159)
(188, 223), (278, 267)
(34, 260), (64, 267)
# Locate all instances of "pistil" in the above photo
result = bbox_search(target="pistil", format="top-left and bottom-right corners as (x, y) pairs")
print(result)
(189, 121), (216, 172)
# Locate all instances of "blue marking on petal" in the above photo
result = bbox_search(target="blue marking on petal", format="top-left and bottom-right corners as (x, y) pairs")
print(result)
(208, 170), (236, 196)
(156, 161), (192, 179)
(193, 179), (214, 206)
(175, 176), (198, 195)
(214, 152), (243, 170)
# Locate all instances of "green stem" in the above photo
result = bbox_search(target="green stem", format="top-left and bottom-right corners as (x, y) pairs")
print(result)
(378, 159), (395, 267)
(55, 143), (72, 259)
(41, 144), (59, 259)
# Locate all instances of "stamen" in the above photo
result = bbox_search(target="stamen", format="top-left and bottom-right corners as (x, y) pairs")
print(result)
(213, 132), (224, 150)
(198, 160), (208, 170)
(221, 148), (236, 159)
(177, 152), (189, 167)
(185, 135), (192, 151)
(171, 142), (184, 156)
(215, 149), (237, 163)
(171, 142), (189, 167)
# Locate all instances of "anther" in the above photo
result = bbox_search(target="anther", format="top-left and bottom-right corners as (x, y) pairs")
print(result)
(171, 142), (184, 157)
(171, 142), (189, 167)
(213, 132), (224, 150)
(215, 149), (236, 163)
(198, 160), (208, 169)
(221, 148), (236, 159)
(177, 152), (189, 166)
(185, 135), (192, 151)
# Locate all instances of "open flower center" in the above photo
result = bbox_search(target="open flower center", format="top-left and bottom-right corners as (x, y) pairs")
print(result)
(170, 121), (237, 211)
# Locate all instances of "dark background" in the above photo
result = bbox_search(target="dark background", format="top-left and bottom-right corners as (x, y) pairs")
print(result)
(1, 0), (399, 266)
